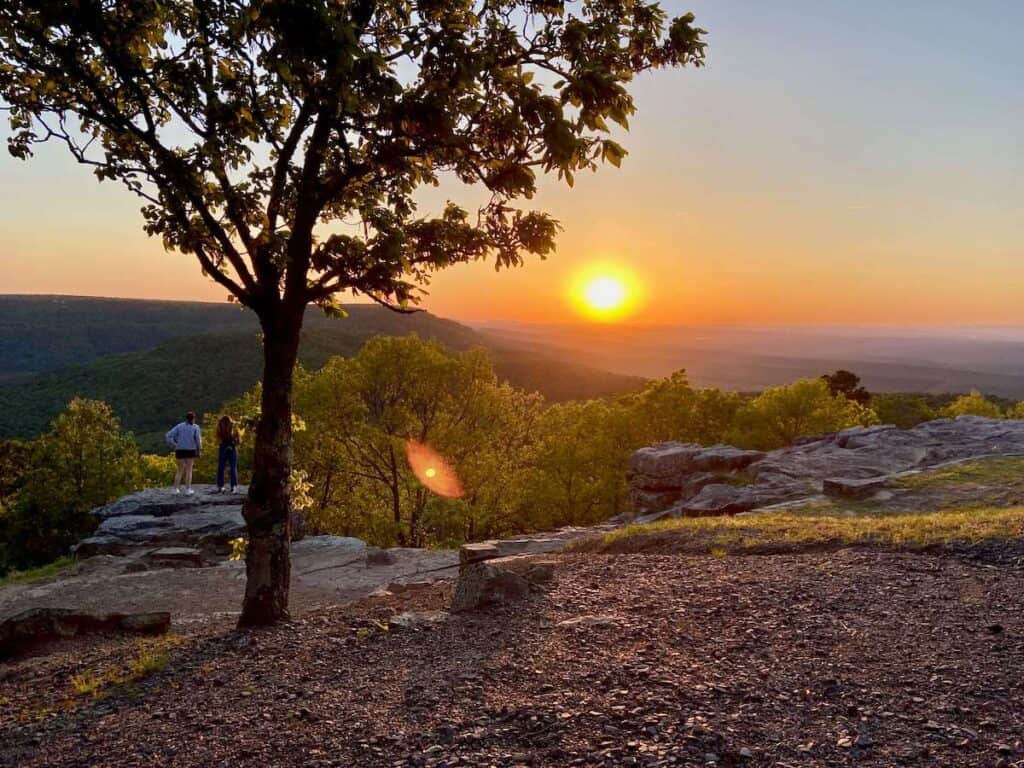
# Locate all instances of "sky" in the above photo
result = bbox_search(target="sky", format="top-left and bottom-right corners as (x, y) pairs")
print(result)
(1, 0), (1022, 326)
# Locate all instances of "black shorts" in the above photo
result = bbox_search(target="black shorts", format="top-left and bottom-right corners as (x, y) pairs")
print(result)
(175, 449), (198, 460)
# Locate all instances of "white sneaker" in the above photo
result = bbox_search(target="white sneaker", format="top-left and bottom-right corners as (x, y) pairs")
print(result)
(173, 488), (181, 495)
(217, 487), (225, 494)
(186, 488), (195, 496)
(231, 486), (238, 494)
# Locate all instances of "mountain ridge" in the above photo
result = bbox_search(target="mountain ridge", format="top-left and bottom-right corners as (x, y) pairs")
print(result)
(0, 295), (646, 449)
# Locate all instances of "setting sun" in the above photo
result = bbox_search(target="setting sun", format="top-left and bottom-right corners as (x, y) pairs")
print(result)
(571, 265), (642, 321)
(584, 276), (627, 312)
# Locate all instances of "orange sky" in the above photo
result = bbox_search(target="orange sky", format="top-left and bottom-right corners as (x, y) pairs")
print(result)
(1, 1), (1022, 326)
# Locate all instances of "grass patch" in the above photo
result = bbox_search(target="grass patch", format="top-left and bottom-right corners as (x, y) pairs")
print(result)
(895, 456), (1024, 489)
(0, 557), (72, 586)
(70, 671), (106, 698)
(67, 636), (181, 700)
(569, 506), (1024, 556)
(128, 646), (170, 678)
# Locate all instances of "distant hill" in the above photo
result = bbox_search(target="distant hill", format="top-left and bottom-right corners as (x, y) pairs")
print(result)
(0, 295), (478, 377)
(0, 296), (645, 450)
(479, 322), (1024, 399)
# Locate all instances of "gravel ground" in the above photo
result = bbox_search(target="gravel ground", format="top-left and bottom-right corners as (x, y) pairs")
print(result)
(2, 548), (1023, 767)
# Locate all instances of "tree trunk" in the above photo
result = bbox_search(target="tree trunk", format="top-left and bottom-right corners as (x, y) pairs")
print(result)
(238, 306), (303, 627)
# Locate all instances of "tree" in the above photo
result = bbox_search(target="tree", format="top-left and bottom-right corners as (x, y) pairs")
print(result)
(1, 0), (706, 625)
(0, 399), (140, 571)
(821, 370), (871, 406)
(626, 370), (743, 446)
(0, 439), (30, 511)
(942, 389), (1003, 419)
(293, 336), (540, 546)
(727, 378), (878, 450)
(518, 399), (633, 528)
(873, 393), (936, 429)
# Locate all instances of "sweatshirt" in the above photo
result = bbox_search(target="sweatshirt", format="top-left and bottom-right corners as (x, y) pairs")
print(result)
(166, 421), (202, 452)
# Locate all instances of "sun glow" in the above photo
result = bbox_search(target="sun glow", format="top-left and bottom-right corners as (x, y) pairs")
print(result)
(571, 265), (642, 321)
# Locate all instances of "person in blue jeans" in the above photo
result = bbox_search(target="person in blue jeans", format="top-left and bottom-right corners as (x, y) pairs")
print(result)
(216, 414), (241, 493)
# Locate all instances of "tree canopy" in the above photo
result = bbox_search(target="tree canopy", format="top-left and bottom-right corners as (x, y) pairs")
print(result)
(1, 0), (706, 313)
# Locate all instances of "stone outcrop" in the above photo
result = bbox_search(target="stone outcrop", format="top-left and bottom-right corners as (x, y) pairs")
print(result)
(73, 485), (248, 558)
(451, 555), (556, 613)
(0, 607), (169, 658)
(629, 416), (1024, 520)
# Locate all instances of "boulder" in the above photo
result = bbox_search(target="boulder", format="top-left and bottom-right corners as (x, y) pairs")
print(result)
(629, 443), (703, 478)
(0, 608), (170, 658)
(75, 487), (246, 558)
(451, 556), (556, 613)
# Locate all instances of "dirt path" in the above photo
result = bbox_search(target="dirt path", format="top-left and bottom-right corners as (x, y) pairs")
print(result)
(3, 547), (1023, 767)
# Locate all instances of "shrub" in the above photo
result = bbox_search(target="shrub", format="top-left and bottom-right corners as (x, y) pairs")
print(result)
(727, 378), (878, 450)
(942, 390), (1003, 419)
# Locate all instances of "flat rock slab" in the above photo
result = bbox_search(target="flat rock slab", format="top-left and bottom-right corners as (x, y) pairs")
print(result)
(0, 607), (169, 659)
(75, 486), (248, 558)
(93, 485), (248, 520)
(0, 537), (460, 625)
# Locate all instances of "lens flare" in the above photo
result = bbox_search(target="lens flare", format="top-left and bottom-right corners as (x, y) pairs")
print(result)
(405, 440), (463, 498)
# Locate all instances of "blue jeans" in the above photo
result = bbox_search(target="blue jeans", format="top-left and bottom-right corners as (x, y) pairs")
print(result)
(217, 445), (238, 489)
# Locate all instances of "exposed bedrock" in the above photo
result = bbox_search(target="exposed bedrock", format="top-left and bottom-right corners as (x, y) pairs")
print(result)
(628, 416), (1024, 520)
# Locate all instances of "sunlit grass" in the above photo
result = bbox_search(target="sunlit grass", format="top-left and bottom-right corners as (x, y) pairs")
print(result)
(894, 456), (1024, 488)
(570, 506), (1024, 555)
(0, 557), (72, 586)
(68, 636), (180, 700)
(70, 671), (106, 698)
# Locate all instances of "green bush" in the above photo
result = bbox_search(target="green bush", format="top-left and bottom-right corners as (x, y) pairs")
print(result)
(942, 390), (1003, 419)
(0, 399), (140, 572)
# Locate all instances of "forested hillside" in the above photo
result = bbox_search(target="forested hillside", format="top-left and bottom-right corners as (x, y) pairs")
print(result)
(0, 295), (478, 377)
(0, 296), (644, 448)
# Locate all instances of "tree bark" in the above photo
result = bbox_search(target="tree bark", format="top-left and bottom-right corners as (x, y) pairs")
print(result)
(238, 304), (303, 627)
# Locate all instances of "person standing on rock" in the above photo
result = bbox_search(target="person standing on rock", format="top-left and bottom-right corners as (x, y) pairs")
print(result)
(216, 414), (241, 494)
(166, 411), (202, 495)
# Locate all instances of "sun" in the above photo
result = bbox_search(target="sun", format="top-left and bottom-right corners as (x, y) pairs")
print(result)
(584, 276), (627, 312)
(571, 265), (641, 321)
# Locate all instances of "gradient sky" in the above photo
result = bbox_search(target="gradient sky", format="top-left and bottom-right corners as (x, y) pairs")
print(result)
(1, 0), (1022, 325)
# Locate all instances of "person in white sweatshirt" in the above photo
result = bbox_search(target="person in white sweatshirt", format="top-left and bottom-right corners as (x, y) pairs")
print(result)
(166, 411), (202, 495)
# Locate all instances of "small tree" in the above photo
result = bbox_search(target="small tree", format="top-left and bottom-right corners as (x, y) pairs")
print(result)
(943, 390), (1003, 419)
(728, 378), (878, 450)
(1, 1), (705, 625)
(873, 393), (936, 429)
(293, 335), (539, 546)
(821, 369), (871, 406)
(1, 399), (140, 570)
